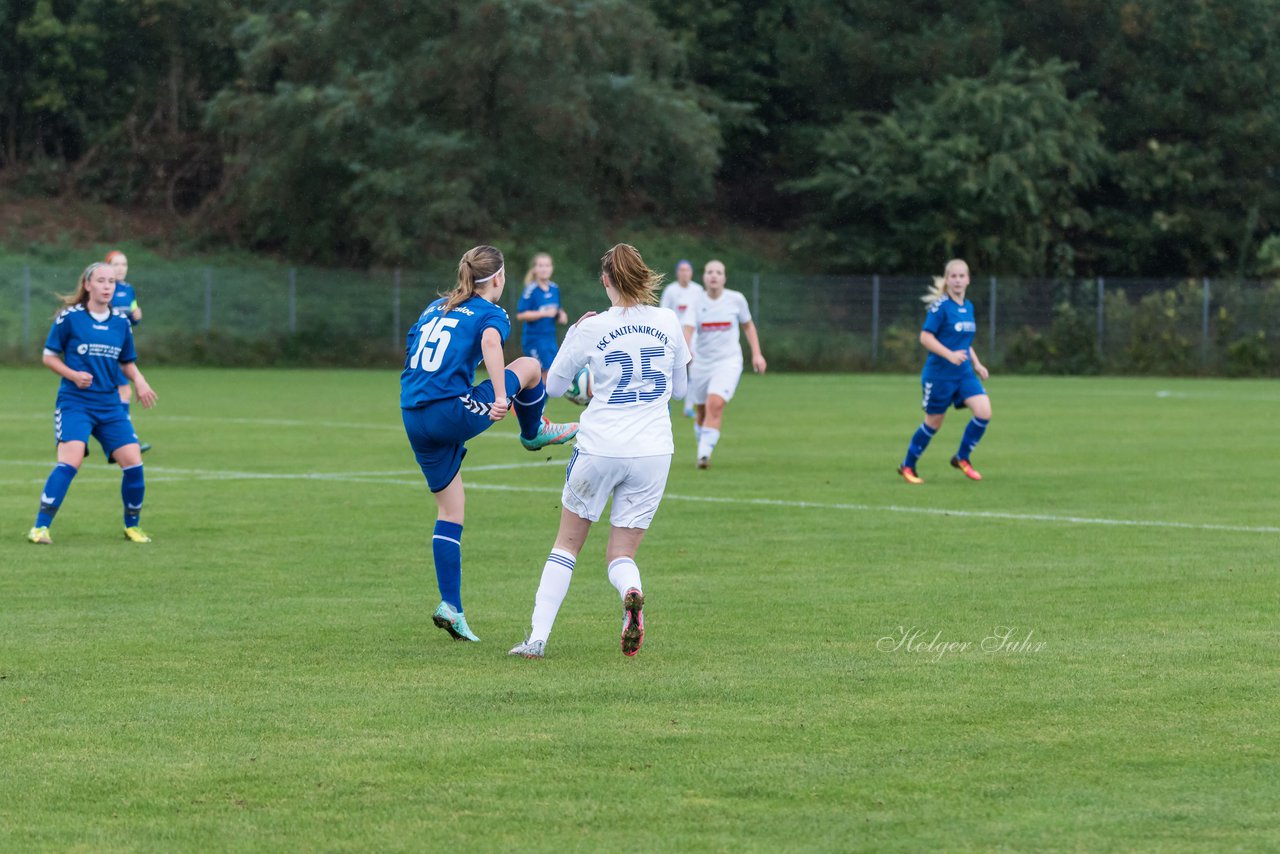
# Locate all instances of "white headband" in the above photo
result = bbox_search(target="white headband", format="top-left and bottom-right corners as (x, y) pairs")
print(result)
(475, 265), (504, 284)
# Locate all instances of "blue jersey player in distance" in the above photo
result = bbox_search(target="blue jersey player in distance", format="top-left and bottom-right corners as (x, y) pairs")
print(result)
(516, 252), (568, 380)
(27, 262), (159, 545)
(897, 258), (993, 484)
(107, 250), (152, 454)
(400, 244), (579, 643)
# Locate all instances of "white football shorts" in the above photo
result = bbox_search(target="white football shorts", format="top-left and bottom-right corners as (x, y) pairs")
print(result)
(561, 450), (673, 529)
(688, 358), (744, 405)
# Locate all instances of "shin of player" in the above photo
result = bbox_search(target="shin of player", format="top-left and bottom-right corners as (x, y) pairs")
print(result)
(510, 243), (691, 659)
(689, 260), (766, 469)
(29, 262), (158, 545)
(401, 245), (578, 643)
(898, 259), (992, 484)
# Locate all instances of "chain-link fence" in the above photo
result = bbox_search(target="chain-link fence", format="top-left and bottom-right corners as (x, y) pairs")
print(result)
(3, 262), (1277, 374)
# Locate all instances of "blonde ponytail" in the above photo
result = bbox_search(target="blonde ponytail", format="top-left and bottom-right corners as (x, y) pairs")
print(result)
(920, 276), (947, 304)
(443, 245), (504, 313)
(921, 258), (968, 304)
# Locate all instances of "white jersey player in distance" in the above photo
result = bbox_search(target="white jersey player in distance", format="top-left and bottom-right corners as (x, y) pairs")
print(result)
(659, 259), (703, 418)
(687, 259), (767, 468)
(510, 243), (692, 659)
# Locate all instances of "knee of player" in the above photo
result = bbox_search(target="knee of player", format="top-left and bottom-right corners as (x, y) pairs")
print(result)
(510, 356), (542, 383)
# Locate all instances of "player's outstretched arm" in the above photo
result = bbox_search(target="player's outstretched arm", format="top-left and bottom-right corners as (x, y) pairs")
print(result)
(120, 362), (157, 408)
(743, 321), (766, 374)
(969, 347), (989, 380)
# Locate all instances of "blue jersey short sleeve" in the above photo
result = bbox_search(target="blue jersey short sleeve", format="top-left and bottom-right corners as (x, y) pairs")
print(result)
(921, 298), (978, 380)
(519, 282), (560, 345)
(400, 296), (511, 408)
(45, 306), (137, 410)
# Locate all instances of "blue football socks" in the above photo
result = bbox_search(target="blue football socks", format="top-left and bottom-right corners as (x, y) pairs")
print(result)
(903, 422), (937, 469)
(35, 463), (78, 528)
(957, 417), (989, 461)
(432, 520), (464, 611)
(121, 464), (145, 527)
(513, 380), (547, 440)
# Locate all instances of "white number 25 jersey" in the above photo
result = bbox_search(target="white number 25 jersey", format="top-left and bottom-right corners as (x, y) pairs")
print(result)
(548, 305), (691, 457)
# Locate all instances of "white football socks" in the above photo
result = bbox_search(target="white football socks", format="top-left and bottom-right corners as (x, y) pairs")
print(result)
(697, 427), (720, 460)
(529, 548), (576, 643)
(607, 557), (642, 599)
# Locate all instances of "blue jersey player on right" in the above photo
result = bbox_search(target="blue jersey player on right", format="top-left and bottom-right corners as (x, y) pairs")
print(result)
(898, 258), (993, 484)
(401, 244), (578, 643)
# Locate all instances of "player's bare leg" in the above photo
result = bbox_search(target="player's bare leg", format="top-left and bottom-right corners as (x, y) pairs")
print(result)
(695, 394), (726, 468)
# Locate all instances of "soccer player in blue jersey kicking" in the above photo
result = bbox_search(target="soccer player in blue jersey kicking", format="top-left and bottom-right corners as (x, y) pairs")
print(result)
(27, 262), (159, 545)
(401, 245), (578, 643)
(898, 258), (992, 484)
(106, 250), (152, 455)
(516, 252), (567, 381)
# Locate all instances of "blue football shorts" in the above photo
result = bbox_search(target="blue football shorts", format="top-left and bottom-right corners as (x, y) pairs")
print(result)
(921, 374), (987, 414)
(402, 369), (522, 492)
(523, 339), (558, 372)
(54, 403), (139, 456)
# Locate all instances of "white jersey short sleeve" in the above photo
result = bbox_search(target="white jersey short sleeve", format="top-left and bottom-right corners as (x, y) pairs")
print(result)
(547, 305), (691, 457)
(690, 288), (751, 365)
(660, 281), (704, 328)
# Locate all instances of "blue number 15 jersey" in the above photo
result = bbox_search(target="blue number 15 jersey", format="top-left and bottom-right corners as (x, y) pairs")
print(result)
(400, 295), (512, 408)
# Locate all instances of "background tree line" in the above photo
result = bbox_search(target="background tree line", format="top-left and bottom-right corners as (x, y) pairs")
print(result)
(1, 0), (1278, 276)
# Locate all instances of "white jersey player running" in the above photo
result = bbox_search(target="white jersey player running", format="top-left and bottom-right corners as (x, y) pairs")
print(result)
(688, 259), (767, 468)
(659, 259), (703, 418)
(510, 243), (691, 660)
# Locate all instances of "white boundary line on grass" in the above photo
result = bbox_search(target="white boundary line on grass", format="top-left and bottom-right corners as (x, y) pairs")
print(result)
(3, 459), (1275, 535)
(0, 412), (514, 438)
(0, 460), (552, 480)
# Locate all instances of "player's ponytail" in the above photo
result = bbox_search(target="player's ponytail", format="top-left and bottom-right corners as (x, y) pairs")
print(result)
(601, 243), (663, 308)
(921, 277), (947, 304)
(920, 258), (966, 304)
(523, 252), (552, 286)
(56, 262), (109, 315)
(443, 245), (504, 314)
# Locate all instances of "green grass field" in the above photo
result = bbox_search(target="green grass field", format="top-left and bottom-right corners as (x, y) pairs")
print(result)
(2, 367), (1277, 852)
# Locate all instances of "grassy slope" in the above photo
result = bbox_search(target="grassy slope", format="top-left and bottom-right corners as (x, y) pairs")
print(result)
(1, 368), (1277, 851)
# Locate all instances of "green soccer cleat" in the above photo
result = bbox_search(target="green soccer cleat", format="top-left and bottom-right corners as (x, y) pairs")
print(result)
(123, 527), (152, 543)
(28, 526), (52, 545)
(432, 601), (480, 642)
(520, 416), (578, 451)
(507, 637), (546, 659)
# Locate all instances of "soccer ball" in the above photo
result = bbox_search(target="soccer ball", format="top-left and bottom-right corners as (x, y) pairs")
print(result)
(564, 365), (593, 406)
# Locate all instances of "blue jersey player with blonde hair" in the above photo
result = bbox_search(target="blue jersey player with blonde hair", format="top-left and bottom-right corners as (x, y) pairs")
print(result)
(401, 244), (579, 643)
(897, 258), (992, 484)
(28, 262), (158, 545)
(516, 252), (568, 380)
